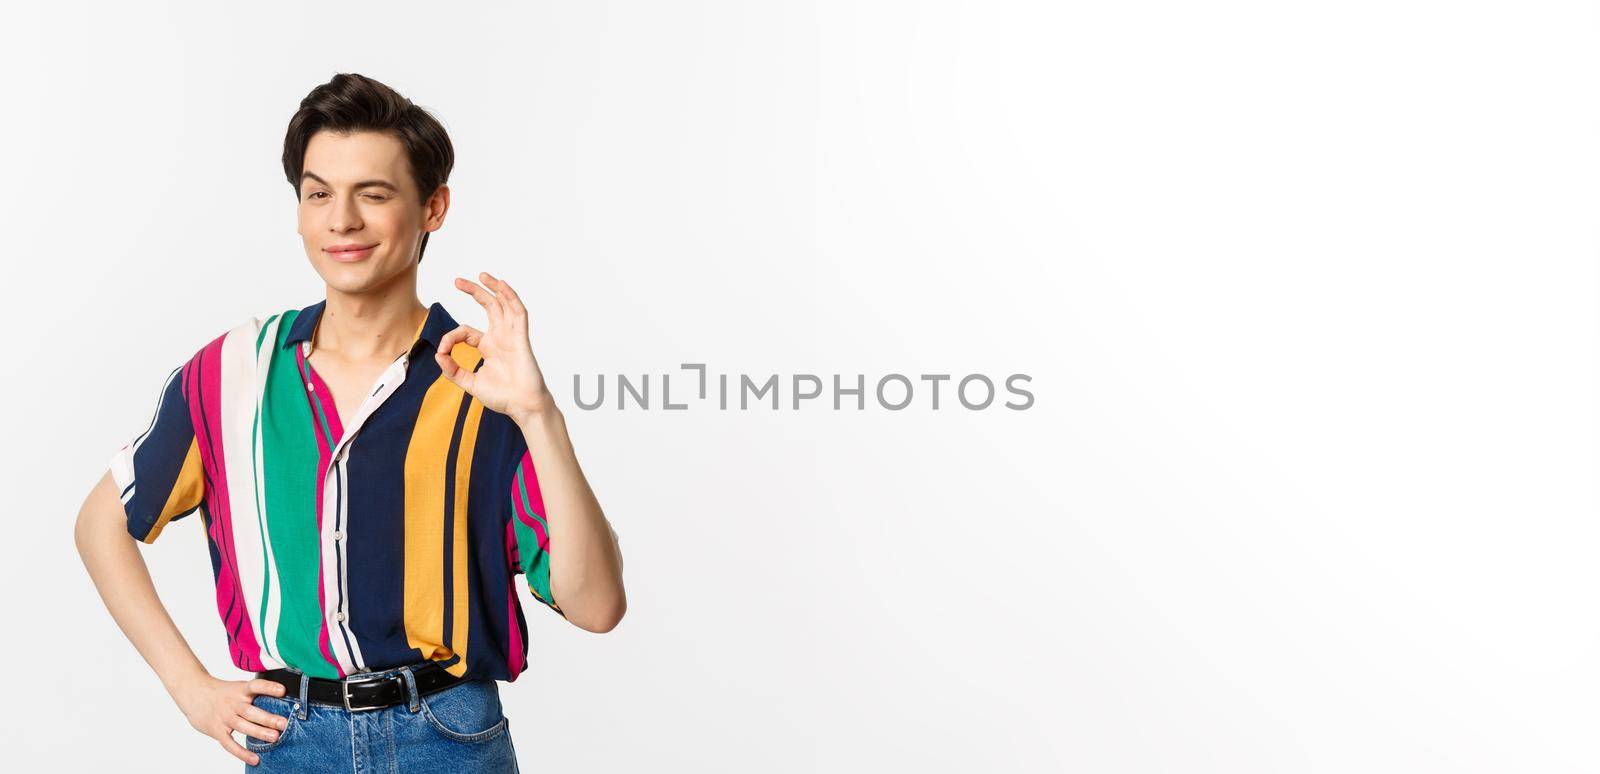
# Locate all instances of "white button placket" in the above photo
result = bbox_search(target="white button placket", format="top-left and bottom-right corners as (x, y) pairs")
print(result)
(311, 348), (415, 675)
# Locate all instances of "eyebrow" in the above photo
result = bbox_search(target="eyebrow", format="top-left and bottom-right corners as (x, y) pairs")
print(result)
(300, 171), (400, 192)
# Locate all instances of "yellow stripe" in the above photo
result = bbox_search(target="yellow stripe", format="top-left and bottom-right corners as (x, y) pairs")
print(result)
(143, 438), (206, 543)
(403, 343), (485, 667)
(403, 376), (460, 660)
(446, 398), (484, 677)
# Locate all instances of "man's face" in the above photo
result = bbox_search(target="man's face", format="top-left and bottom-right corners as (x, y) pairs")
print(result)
(296, 129), (447, 294)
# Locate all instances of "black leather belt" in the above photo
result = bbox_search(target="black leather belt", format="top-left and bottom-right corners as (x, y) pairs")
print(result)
(256, 661), (464, 712)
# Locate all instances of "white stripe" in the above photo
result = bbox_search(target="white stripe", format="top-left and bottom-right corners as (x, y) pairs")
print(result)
(338, 455), (366, 671)
(223, 315), (284, 670)
(320, 459), (358, 673)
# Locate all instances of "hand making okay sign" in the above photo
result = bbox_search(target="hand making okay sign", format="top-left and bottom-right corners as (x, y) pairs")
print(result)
(436, 272), (556, 424)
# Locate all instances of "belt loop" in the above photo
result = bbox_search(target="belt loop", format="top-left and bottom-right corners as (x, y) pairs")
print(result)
(297, 672), (310, 720)
(400, 665), (421, 713)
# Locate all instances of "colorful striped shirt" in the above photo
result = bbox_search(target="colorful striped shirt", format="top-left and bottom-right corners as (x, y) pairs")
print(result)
(109, 298), (561, 682)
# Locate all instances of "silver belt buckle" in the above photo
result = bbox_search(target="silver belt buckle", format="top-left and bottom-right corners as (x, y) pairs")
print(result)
(341, 672), (391, 712)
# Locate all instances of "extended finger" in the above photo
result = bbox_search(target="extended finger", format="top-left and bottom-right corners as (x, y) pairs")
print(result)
(483, 272), (527, 323)
(247, 679), (287, 699)
(242, 703), (290, 732)
(230, 713), (281, 745)
(480, 271), (524, 326)
(217, 731), (259, 765)
(479, 272), (514, 318)
(454, 277), (506, 328)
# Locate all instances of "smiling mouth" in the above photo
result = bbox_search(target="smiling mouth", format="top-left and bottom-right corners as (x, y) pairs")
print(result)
(325, 244), (379, 261)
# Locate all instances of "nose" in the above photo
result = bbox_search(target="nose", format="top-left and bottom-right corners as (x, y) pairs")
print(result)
(329, 193), (363, 233)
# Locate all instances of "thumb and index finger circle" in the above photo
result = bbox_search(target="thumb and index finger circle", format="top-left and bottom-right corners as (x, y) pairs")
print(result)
(436, 325), (485, 365)
(435, 324), (486, 388)
(438, 323), (484, 353)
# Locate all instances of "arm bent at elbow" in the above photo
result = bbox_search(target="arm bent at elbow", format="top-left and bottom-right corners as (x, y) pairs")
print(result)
(75, 471), (290, 767)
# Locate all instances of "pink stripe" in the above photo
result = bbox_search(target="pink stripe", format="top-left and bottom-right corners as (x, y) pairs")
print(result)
(513, 451), (550, 551)
(305, 352), (345, 442)
(190, 331), (265, 672)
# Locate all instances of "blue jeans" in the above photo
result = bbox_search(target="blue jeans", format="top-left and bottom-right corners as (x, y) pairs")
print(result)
(243, 663), (521, 773)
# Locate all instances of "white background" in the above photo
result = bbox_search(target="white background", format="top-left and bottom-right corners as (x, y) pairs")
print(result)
(1, 1), (1596, 771)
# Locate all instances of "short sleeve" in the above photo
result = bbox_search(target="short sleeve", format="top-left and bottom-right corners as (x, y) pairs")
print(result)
(109, 362), (207, 543)
(506, 447), (565, 618)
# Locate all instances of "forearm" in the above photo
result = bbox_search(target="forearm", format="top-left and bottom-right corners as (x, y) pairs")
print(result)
(75, 471), (210, 697)
(513, 406), (626, 632)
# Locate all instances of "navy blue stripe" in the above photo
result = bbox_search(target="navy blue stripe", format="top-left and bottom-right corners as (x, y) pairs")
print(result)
(440, 393), (471, 650)
(122, 363), (197, 540)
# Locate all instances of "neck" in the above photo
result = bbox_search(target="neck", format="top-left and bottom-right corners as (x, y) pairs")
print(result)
(314, 274), (428, 363)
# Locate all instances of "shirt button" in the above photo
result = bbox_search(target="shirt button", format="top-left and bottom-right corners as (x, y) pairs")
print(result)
(336, 612), (346, 622)
(306, 381), (315, 392)
(301, 341), (311, 356)
(333, 530), (343, 541)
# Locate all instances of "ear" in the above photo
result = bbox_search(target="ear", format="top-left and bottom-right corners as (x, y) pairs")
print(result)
(425, 184), (450, 229)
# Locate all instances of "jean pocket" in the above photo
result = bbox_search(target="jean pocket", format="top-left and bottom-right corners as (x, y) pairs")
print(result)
(419, 679), (508, 743)
(244, 694), (297, 753)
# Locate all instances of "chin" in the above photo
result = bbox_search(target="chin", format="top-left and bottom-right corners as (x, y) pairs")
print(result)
(315, 259), (408, 294)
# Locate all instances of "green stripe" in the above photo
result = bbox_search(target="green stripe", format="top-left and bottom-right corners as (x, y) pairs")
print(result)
(251, 314), (280, 662)
(260, 310), (339, 678)
(510, 462), (557, 609)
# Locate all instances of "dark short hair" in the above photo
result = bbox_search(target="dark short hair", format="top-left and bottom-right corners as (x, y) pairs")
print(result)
(282, 73), (454, 264)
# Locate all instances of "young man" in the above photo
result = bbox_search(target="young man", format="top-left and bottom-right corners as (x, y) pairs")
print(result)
(74, 73), (626, 771)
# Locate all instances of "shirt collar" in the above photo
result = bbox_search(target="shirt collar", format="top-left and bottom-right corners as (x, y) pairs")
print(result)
(282, 299), (457, 361)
